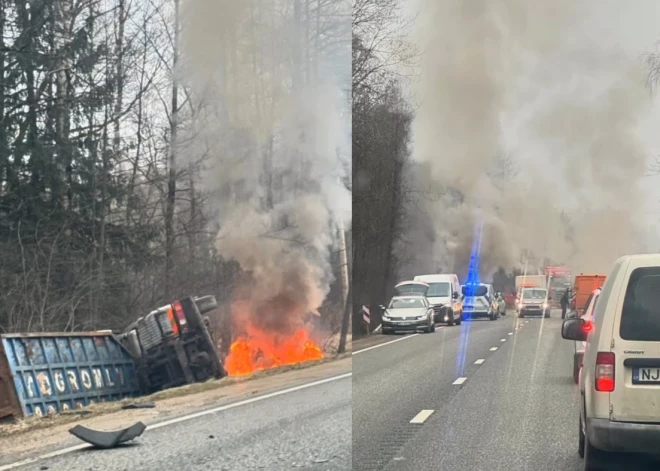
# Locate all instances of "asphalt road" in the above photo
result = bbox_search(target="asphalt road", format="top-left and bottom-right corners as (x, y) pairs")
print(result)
(352, 311), (660, 471)
(10, 373), (351, 471)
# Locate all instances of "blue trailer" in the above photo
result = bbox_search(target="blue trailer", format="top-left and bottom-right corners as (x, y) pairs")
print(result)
(0, 332), (141, 420)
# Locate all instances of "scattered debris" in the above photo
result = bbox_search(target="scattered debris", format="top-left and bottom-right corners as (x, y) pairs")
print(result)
(69, 422), (146, 449)
(313, 458), (329, 463)
(208, 434), (215, 439)
(121, 403), (155, 410)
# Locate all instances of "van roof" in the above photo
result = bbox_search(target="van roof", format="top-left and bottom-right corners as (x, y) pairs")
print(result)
(618, 253), (660, 264)
(414, 274), (457, 282)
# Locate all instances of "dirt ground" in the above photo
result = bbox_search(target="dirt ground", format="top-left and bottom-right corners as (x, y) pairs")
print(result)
(0, 355), (351, 462)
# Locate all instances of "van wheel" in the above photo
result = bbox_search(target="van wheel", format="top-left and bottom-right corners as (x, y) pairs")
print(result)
(583, 432), (604, 470)
(447, 311), (455, 326)
(455, 314), (462, 326)
(578, 416), (585, 458)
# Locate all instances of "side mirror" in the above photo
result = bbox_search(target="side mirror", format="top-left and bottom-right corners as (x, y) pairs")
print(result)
(561, 318), (588, 341)
(452, 291), (459, 299)
(566, 310), (578, 319)
(379, 305), (386, 311)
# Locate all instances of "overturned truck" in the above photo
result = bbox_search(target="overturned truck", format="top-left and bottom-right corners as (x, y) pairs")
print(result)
(117, 295), (227, 393)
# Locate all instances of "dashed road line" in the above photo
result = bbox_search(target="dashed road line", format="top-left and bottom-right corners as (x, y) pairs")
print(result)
(452, 377), (467, 385)
(474, 359), (485, 365)
(410, 409), (434, 424)
(352, 334), (419, 355)
(500, 338), (506, 342)
(508, 332), (513, 335)
(490, 347), (498, 351)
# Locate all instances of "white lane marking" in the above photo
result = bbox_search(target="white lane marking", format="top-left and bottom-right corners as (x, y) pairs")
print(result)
(508, 332), (513, 335)
(452, 377), (467, 385)
(490, 347), (498, 351)
(500, 339), (506, 342)
(352, 334), (420, 355)
(525, 321), (529, 323)
(474, 359), (485, 365)
(410, 409), (435, 424)
(0, 372), (352, 470)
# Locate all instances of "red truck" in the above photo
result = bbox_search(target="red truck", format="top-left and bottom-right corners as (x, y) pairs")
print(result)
(543, 265), (572, 308)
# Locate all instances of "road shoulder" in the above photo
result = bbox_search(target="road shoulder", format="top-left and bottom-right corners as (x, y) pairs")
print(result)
(0, 356), (351, 465)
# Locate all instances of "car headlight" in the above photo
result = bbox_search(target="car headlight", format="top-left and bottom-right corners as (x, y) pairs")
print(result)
(543, 302), (548, 309)
(383, 315), (391, 321)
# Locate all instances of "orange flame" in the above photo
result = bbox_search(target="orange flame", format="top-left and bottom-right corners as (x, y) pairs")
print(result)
(224, 326), (324, 376)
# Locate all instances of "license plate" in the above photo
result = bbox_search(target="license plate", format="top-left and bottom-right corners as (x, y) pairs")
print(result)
(399, 322), (412, 326)
(633, 368), (660, 384)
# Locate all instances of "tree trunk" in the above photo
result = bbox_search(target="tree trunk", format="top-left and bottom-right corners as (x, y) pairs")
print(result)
(165, 0), (181, 299)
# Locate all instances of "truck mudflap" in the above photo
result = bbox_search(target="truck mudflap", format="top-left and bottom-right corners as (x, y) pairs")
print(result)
(69, 421), (146, 449)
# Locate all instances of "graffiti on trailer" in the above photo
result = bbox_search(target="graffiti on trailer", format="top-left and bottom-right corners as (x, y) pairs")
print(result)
(25, 367), (126, 398)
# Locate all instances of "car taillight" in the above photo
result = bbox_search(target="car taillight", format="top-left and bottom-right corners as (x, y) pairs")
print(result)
(595, 352), (615, 392)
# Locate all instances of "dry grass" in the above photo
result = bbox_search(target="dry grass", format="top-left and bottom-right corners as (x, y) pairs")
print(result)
(0, 352), (351, 438)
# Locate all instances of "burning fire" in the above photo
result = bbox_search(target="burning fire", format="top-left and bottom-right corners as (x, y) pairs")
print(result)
(224, 325), (324, 376)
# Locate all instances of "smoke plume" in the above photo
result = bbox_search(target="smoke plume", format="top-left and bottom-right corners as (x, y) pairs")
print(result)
(180, 1), (351, 336)
(404, 0), (656, 279)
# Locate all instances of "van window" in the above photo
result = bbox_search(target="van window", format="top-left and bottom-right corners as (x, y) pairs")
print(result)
(462, 285), (487, 297)
(619, 267), (660, 341)
(427, 282), (451, 297)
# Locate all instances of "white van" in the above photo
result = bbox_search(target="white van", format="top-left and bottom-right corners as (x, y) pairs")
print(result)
(562, 254), (660, 468)
(413, 274), (462, 326)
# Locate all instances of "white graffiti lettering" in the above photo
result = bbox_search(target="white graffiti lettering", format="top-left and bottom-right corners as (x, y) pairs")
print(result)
(62, 403), (70, 411)
(33, 407), (43, 417)
(25, 375), (35, 398)
(54, 371), (66, 394)
(67, 370), (79, 391)
(92, 368), (103, 388)
(116, 367), (124, 386)
(104, 368), (115, 387)
(47, 405), (56, 416)
(75, 402), (83, 409)
(81, 370), (92, 389)
(36, 372), (52, 396)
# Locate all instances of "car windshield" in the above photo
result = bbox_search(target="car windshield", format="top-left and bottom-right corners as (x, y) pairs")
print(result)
(523, 289), (547, 299)
(389, 297), (425, 309)
(427, 282), (450, 297)
(462, 285), (488, 297)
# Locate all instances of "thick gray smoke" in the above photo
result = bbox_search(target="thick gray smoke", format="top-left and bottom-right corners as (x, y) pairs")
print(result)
(179, 1), (351, 336)
(404, 0), (657, 279)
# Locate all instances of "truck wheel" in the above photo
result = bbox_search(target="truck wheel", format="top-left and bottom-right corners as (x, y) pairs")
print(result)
(447, 310), (455, 326)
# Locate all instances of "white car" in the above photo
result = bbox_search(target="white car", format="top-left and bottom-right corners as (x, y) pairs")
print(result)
(570, 287), (601, 384)
(561, 254), (660, 469)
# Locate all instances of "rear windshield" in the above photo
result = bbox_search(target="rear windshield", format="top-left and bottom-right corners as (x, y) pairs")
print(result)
(427, 282), (450, 297)
(462, 285), (488, 297)
(389, 297), (426, 309)
(620, 267), (660, 341)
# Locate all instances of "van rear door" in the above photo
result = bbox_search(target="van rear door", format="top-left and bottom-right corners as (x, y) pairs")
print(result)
(610, 265), (660, 423)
